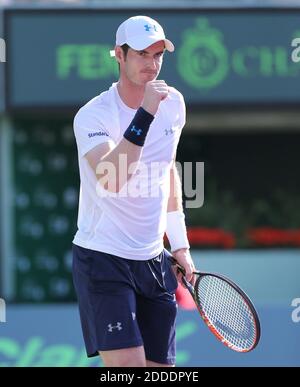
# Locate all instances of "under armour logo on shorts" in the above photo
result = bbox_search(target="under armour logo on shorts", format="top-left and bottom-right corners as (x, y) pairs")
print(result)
(108, 322), (123, 332)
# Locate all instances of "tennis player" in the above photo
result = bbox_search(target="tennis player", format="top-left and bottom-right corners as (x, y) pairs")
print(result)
(72, 15), (196, 367)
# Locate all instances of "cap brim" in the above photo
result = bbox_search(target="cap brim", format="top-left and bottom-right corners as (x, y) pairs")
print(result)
(164, 39), (175, 53)
(110, 37), (174, 57)
(128, 36), (175, 52)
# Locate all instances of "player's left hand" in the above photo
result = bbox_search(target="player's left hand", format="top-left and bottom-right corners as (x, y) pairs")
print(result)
(171, 248), (196, 286)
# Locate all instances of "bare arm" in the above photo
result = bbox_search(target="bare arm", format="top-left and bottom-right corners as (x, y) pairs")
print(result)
(167, 161), (183, 212)
(86, 80), (169, 192)
(167, 161), (196, 284)
(85, 138), (143, 193)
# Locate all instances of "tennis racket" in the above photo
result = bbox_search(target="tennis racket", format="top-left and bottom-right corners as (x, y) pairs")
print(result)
(170, 257), (261, 352)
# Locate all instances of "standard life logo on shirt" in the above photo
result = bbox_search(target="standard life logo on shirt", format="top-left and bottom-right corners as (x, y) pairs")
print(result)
(88, 131), (109, 138)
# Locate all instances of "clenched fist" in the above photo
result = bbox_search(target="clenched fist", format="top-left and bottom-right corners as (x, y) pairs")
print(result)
(141, 80), (169, 116)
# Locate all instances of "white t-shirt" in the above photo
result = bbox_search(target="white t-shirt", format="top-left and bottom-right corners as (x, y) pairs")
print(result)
(73, 82), (186, 260)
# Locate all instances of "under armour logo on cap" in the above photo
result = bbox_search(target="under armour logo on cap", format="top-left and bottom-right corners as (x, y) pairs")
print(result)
(110, 15), (174, 57)
(144, 24), (158, 32)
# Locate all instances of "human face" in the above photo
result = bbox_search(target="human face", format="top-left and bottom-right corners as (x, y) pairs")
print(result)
(119, 40), (165, 86)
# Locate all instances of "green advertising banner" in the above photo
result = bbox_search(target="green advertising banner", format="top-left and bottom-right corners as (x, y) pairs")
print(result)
(4, 8), (300, 109)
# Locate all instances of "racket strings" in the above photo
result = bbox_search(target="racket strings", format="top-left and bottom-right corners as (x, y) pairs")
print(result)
(196, 275), (256, 351)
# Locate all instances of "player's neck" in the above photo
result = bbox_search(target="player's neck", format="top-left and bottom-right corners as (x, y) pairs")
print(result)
(117, 79), (144, 110)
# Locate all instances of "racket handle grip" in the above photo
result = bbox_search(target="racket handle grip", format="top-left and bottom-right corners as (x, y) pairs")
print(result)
(168, 253), (195, 295)
(168, 254), (187, 275)
(181, 275), (195, 295)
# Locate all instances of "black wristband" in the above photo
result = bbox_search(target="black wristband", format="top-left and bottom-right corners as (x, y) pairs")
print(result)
(123, 107), (154, 146)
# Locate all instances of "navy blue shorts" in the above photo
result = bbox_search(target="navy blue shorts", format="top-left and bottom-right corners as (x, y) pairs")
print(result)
(72, 244), (178, 365)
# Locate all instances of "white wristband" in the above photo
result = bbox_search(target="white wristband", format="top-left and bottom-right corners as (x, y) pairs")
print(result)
(166, 210), (190, 252)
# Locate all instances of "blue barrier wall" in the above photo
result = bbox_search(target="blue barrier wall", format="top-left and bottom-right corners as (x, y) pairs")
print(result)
(0, 249), (299, 366)
(0, 304), (299, 367)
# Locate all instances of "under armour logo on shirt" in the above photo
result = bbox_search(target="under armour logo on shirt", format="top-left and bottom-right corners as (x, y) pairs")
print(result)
(144, 24), (158, 32)
(130, 126), (142, 136)
(165, 128), (175, 136)
(108, 322), (123, 332)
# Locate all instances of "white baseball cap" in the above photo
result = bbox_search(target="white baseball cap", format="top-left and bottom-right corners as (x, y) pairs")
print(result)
(110, 15), (175, 57)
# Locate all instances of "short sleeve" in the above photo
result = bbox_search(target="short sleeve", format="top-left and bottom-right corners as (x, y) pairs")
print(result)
(167, 87), (186, 132)
(177, 91), (186, 131)
(73, 105), (116, 157)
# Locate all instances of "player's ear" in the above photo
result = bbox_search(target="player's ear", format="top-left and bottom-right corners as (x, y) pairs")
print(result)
(115, 46), (125, 64)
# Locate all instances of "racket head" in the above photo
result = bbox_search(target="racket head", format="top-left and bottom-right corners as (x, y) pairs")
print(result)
(193, 272), (261, 353)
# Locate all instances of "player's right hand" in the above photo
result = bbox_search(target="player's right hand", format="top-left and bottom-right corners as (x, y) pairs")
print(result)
(171, 248), (196, 287)
(141, 80), (169, 116)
